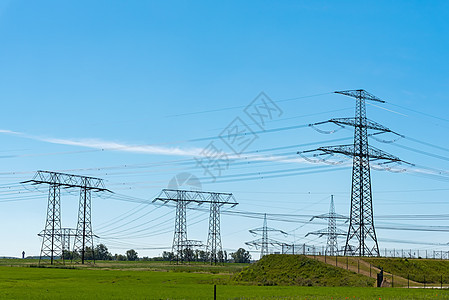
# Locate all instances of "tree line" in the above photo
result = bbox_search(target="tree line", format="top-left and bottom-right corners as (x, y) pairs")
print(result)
(62, 244), (251, 263)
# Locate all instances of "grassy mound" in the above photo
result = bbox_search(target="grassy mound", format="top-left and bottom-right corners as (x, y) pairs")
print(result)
(364, 257), (449, 284)
(233, 254), (375, 287)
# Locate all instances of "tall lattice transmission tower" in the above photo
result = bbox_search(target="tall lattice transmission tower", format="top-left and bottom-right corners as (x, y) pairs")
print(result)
(246, 214), (287, 258)
(299, 90), (409, 256)
(24, 171), (109, 264)
(154, 189), (237, 264)
(306, 195), (347, 256)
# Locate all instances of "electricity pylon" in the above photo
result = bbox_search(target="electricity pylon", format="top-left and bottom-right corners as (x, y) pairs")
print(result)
(306, 195), (347, 256)
(154, 189), (237, 264)
(246, 214), (287, 258)
(299, 90), (409, 256)
(24, 171), (110, 264)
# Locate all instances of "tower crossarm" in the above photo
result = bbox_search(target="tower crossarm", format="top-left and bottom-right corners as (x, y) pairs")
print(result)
(250, 227), (288, 235)
(335, 89), (385, 103)
(317, 145), (402, 162)
(182, 240), (204, 248)
(329, 118), (392, 132)
(245, 238), (286, 247)
(310, 213), (348, 221)
(22, 170), (110, 192)
(306, 228), (346, 237)
(37, 228), (93, 237)
(153, 189), (238, 206)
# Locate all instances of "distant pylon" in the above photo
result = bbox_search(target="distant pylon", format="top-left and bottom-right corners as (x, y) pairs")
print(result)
(246, 213), (287, 258)
(154, 189), (237, 264)
(261, 214), (268, 257)
(306, 195), (347, 256)
(61, 228), (77, 259)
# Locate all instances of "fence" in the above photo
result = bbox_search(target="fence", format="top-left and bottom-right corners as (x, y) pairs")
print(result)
(277, 244), (449, 260)
(378, 273), (447, 288)
(380, 249), (449, 260)
(304, 253), (449, 288)
(280, 244), (317, 255)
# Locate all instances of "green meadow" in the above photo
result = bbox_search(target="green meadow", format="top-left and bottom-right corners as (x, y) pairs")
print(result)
(0, 258), (448, 299)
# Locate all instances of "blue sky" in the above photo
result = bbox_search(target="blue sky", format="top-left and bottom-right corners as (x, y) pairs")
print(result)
(1, 0), (449, 258)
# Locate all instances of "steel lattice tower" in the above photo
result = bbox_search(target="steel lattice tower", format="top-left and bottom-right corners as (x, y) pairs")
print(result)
(154, 189), (237, 264)
(246, 213), (287, 258)
(173, 190), (188, 263)
(40, 182), (63, 264)
(261, 214), (268, 257)
(24, 171), (110, 264)
(299, 90), (408, 256)
(306, 195), (347, 256)
(326, 196), (338, 254)
(73, 180), (95, 264)
(206, 193), (223, 264)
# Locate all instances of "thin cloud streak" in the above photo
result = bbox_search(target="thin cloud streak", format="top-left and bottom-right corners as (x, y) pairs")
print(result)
(2, 128), (447, 180)
(41, 137), (202, 157)
(0, 128), (202, 157)
(0, 128), (317, 166)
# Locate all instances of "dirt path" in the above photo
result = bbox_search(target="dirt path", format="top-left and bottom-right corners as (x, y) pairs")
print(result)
(307, 255), (421, 287)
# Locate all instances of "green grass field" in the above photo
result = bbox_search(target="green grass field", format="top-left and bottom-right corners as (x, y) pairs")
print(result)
(0, 259), (448, 299)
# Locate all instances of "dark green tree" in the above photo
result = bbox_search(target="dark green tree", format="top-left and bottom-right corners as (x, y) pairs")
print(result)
(198, 250), (208, 262)
(162, 251), (174, 261)
(126, 249), (138, 261)
(231, 248), (251, 263)
(83, 246), (95, 260)
(62, 250), (76, 260)
(183, 248), (195, 262)
(115, 254), (126, 261)
(95, 244), (112, 260)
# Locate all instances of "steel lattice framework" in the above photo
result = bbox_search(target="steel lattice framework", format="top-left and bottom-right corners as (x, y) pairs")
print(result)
(73, 182), (94, 264)
(299, 90), (409, 257)
(306, 195), (347, 256)
(207, 193), (222, 264)
(40, 182), (62, 264)
(24, 171), (110, 264)
(246, 214), (287, 258)
(38, 227), (80, 261)
(61, 228), (77, 257)
(154, 189), (237, 264)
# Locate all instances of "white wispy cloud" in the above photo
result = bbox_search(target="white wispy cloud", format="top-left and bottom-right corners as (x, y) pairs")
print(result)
(0, 128), (203, 157)
(0, 128), (317, 166)
(2, 128), (443, 179)
(39, 137), (203, 157)
(0, 129), (21, 135)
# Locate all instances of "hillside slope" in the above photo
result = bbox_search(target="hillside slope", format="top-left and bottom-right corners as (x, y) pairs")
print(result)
(364, 257), (449, 284)
(233, 254), (375, 287)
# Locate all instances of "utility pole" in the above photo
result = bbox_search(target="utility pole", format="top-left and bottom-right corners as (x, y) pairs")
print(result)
(246, 214), (287, 258)
(154, 189), (237, 264)
(306, 195), (347, 256)
(299, 90), (409, 256)
(24, 171), (110, 264)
